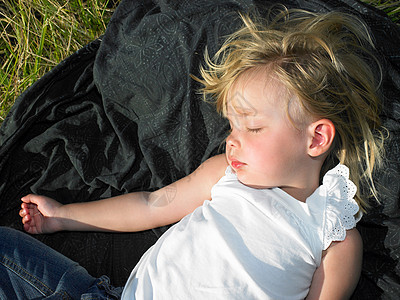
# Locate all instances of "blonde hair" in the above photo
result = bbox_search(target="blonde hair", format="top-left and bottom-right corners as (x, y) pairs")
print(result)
(196, 7), (385, 211)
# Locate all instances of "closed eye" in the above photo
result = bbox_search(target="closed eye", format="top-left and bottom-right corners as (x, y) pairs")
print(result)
(247, 128), (262, 133)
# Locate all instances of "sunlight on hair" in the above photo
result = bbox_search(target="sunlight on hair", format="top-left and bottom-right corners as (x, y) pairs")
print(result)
(195, 7), (386, 212)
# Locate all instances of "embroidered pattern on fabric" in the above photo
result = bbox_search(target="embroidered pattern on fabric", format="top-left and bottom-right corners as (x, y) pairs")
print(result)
(322, 164), (360, 250)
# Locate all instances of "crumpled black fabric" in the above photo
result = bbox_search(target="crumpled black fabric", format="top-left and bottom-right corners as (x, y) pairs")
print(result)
(1, 0), (399, 297)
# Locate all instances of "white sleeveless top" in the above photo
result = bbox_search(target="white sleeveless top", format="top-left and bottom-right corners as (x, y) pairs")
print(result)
(121, 164), (361, 299)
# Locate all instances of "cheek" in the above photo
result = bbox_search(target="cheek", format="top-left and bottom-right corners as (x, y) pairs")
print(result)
(249, 133), (294, 166)
(246, 137), (276, 163)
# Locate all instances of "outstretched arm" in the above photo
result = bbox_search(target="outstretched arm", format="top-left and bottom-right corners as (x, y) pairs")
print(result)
(20, 154), (228, 234)
(306, 228), (363, 299)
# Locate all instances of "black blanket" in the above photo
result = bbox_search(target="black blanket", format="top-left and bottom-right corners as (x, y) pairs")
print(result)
(1, 0), (400, 298)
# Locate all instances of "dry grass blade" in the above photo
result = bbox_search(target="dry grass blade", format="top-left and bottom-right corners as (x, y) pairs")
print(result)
(363, 1), (400, 22)
(0, 0), (118, 124)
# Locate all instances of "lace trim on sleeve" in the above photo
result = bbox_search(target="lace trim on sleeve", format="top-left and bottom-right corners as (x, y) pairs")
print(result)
(322, 164), (361, 250)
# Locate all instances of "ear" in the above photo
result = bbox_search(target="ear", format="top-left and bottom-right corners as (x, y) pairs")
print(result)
(307, 119), (336, 158)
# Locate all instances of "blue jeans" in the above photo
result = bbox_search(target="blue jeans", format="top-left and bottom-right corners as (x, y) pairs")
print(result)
(0, 227), (123, 299)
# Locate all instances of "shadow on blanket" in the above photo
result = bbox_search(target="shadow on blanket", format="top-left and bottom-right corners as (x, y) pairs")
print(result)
(1, 0), (399, 298)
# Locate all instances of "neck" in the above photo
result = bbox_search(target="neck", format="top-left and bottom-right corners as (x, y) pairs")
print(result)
(281, 160), (323, 202)
(281, 183), (319, 203)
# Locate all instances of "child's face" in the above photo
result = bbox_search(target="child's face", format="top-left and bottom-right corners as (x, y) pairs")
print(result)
(225, 69), (313, 194)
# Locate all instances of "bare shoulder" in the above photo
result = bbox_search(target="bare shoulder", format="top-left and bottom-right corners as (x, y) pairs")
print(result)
(177, 153), (228, 207)
(148, 154), (228, 227)
(190, 154), (228, 183)
(324, 228), (362, 254)
(307, 228), (363, 299)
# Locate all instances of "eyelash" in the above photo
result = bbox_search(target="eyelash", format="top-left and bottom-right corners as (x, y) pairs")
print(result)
(247, 128), (262, 133)
(227, 121), (262, 134)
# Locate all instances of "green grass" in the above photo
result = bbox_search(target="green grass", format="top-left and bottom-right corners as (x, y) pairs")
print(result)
(0, 0), (119, 124)
(369, 0), (400, 23)
(0, 0), (399, 126)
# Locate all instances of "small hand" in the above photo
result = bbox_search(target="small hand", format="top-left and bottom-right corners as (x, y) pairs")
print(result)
(20, 194), (63, 234)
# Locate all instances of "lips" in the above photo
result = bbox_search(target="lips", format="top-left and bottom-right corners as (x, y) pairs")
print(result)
(230, 159), (246, 169)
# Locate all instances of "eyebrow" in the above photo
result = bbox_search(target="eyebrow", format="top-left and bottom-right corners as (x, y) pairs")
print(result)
(227, 89), (258, 116)
(228, 105), (260, 119)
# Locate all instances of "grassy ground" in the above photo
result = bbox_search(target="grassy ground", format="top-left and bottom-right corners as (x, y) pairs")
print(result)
(373, 0), (400, 22)
(0, 0), (119, 124)
(0, 0), (399, 125)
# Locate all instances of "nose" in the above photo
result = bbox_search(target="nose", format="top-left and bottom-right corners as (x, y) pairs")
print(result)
(226, 129), (240, 148)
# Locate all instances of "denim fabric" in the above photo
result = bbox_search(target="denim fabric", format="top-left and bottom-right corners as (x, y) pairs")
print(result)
(0, 227), (122, 299)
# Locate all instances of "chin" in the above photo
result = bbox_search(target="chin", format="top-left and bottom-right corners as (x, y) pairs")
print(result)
(237, 176), (271, 189)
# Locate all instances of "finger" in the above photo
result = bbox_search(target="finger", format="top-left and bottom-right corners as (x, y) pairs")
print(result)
(22, 214), (31, 224)
(19, 206), (32, 218)
(21, 202), (30, 209)
(21, 194), (33, 203)
(20, 204), (33, 217)
(21, 194), (40, 204)
(24, 219), (39, 235)
(21, 202), (37, 215)
(23, 222), (33, 233)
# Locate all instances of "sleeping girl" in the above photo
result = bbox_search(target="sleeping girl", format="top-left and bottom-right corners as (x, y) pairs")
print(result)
(1, 7), (384, 299)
